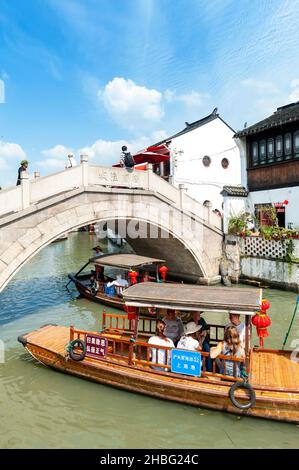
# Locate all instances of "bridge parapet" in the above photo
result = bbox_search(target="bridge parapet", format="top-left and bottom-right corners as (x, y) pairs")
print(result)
(0, 155), (225, 291)
(0, 156), (221, 231)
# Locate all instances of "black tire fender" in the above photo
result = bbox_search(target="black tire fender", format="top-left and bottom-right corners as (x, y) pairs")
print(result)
(229, 381), (256, 410)
(69, 339), (86, 361)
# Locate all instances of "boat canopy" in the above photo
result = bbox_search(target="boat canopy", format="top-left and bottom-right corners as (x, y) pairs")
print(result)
(91, 254), (166, 270)
(123, 282), (262, 315)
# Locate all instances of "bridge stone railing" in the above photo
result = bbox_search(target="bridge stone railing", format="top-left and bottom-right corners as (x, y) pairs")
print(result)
(0, 155), (222, 231)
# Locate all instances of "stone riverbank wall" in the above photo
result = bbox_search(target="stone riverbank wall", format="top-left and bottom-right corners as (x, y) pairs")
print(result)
(223, 235), (299, 292)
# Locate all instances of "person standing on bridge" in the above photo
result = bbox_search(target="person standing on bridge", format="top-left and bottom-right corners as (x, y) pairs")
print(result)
(65, 153), (77, 169)
(16, 160), (29, 186)
(120, 145), (135, 168)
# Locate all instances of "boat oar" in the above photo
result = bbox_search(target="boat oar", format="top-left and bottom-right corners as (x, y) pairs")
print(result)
(282, 294), (299, 350)
(65, 259), (91, 289)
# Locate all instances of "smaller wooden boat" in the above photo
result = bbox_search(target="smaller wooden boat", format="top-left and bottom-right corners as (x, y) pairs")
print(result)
(67, 253), (166, 310)
(18, 283), (299, 423)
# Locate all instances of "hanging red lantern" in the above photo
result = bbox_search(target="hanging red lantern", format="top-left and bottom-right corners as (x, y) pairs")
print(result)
(252, 298), (271, 348)
(283, 200), (289, 205)
(159, 265), (168, 282)
(128, 270), (138, 285)
(124, 305), (137, 320)
(261, 299), (270, 311)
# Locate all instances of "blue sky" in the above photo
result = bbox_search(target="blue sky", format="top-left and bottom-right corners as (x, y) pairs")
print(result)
(1, 0), (299, 185)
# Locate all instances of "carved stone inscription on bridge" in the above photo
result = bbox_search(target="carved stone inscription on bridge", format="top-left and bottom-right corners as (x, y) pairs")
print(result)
(98, 169), (142, 188)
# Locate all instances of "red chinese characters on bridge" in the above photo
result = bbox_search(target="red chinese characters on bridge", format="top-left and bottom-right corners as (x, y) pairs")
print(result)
(85, 334), (107, 359)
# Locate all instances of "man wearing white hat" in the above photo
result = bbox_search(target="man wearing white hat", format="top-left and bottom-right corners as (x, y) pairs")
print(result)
(177, 322), (203, 352)
(65, 153), (77, 169)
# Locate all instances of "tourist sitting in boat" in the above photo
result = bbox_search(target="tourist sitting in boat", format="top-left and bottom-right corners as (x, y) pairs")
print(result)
(225, 313), (246, 348)
(104, 281), (116, 297)
(141, 271), (152, 282)
(112, 274), (129, 297)
(191, 311), (212, 372)
(210, 326), (245, 378)
(89, 275), (100, 296)
(163, 309), (184, 346)
(177, 322), (203, 351)
(148, 319), (174, 371)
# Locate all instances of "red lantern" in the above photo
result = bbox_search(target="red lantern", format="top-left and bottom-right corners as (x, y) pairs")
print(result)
(252, 298), (271, 348)
(283, 200), (289, 205)
(261, 299), (270, 311)
(159, 265), (168, 282)
(128, 270), (138, 285)
(124, 305), (137, 320)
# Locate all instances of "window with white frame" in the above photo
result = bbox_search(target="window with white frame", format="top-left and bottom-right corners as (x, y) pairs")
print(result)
(284, 133), (292, 158)
(259, 140), (266, 164)
(267, 138), (274, 163)
(252, 142), (258, 166)
(275, 135), (283, 161)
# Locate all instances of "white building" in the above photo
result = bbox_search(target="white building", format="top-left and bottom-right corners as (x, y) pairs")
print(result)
(155, 108), (241, 213)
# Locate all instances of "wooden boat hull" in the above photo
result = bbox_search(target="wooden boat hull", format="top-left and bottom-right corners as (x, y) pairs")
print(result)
(18, 325), (299, 424)
(69, 275), (125, 310)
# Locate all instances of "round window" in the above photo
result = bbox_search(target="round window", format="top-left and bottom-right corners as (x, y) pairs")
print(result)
(221, 158), (229, 169)
(203, 156), (211, 167)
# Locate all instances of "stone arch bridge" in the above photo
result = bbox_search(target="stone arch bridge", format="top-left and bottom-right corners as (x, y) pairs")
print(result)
(0, 156), (223, 292)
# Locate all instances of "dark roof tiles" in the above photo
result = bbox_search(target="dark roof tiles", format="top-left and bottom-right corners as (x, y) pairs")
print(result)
(235, 101), (299, 137)
(221, 185), (248, 197)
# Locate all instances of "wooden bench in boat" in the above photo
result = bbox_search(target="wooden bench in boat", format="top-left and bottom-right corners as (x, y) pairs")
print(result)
(69, 322), (245, 382)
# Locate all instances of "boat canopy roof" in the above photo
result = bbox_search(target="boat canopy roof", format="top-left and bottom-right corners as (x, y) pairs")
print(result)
(91, 254), (166, 270)
(123, 282), (262, 315)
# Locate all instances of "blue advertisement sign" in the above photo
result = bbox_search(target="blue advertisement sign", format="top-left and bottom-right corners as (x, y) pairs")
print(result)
(171, 349), (201, 377)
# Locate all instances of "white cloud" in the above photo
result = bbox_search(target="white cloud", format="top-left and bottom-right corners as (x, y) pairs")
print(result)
(0, 140), (27, 186)
(98, 77), (164, 132)
(0, 140), (26, 162)
(41, 144), (73, 159)
(79, 130), (169, 166)
(38, 144), (73, 170)
(164, 89), (208, 107)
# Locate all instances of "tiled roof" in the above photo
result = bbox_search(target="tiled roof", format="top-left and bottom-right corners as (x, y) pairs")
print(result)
(234, 101), (299, 137)
(154, 108), (235, 146)
(221, 185), (248, 197)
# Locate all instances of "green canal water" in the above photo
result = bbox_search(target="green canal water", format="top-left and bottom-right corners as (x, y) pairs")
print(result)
(0, 232), (299, 449)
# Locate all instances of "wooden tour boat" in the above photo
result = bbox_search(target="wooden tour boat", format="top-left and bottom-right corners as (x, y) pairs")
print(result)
(67, 253), (166, 310)
(18, 283), (299, 424)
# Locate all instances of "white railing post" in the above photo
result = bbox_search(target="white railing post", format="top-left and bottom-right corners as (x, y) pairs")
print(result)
(21, 171), (30, 210)
(204, 201), (212, 225)
(80, 154), (89, 187)
(146, 163), (153, 190)
(179, 183), (186, 210)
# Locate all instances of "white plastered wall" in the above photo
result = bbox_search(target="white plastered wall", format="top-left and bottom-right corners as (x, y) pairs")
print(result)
(170, 117), (241, 211)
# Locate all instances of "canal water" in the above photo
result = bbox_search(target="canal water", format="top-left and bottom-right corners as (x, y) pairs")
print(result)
(0, 232), (298, 449)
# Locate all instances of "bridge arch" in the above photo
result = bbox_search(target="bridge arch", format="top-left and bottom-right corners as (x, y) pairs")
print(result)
(0, 164), (223, 291)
